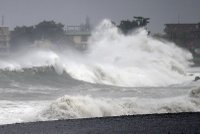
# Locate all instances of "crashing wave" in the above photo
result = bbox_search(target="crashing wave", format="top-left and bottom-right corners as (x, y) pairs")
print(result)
(0, 19), (193, 87)
(38, 87), (200, 120)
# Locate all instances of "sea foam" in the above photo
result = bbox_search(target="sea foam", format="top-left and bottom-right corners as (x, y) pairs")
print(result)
(0, 19), (193, 87)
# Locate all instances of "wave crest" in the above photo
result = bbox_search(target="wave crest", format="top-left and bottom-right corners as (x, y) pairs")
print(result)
(38, 87), (200, 120)
(0, 19), (193, 87)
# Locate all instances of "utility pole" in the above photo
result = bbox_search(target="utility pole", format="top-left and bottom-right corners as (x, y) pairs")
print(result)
(2, 16), (4, 26)
(178, 14), (180, 24)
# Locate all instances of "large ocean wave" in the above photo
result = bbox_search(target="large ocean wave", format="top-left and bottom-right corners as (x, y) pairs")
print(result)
(0, 19), (198, 125)
(0, 20), (193, 87)
(38, 86), (200, 121)
(1, 85), (200, 125)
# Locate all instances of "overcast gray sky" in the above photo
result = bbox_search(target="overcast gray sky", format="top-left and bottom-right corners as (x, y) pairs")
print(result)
(0, 0), (200, 33)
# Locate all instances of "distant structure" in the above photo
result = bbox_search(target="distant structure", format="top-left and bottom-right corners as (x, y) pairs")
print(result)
(65, 17), (91, 48)
(0, 16), (10, 54)
(164, 23), (200, 55)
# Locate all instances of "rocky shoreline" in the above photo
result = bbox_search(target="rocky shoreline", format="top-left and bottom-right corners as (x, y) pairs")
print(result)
(0, 112), (200, 134)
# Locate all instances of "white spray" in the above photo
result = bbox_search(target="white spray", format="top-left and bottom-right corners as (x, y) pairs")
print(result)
(63, 19), (193, 87)
(0, 19), (193, 87)
(38, 87), (200, 121)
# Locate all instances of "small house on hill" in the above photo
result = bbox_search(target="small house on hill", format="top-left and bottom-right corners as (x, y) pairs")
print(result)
(164, 23), (200, 58)
(164, 23), (200, 49)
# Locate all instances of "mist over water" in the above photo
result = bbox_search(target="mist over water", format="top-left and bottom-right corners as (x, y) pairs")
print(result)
(0, 19), (193, 87)
(39, 87), (200, 121)
(79, 20), (193, 87)
(0, 19), (199, 125)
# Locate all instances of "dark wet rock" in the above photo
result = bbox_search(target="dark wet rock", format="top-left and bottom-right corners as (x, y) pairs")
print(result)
(194, 76), (200, 81)
(0, 112), (200, 134)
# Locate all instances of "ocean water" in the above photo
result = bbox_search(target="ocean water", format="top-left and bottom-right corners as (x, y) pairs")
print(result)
(0, 20), (200, 125)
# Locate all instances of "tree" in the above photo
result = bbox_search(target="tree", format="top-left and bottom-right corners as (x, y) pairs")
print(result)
(118, 16), (150, 34)
(10, 20), (66, 49)
(10, 26), (35, 48)
(34, 21), (65, 42)
(118, 20), (138, 34)
(134, 16), (150, 27)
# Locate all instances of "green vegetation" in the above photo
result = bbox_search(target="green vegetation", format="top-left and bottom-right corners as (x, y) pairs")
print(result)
(118, 16), (150, 34)
(10, 20), (66, 49)
(10, 17), (150, 49)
